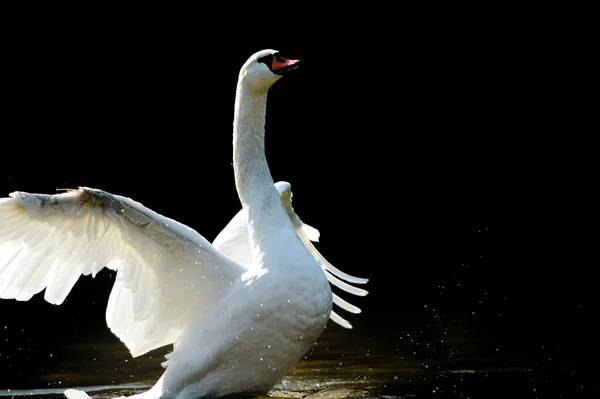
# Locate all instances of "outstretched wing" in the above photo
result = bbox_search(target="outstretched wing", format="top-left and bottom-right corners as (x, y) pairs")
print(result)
(0, 187), (244, 357)
(213, 181), (369, 329)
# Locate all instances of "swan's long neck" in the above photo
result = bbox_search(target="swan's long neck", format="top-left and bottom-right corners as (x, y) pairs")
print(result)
(233, 80), (290, 243)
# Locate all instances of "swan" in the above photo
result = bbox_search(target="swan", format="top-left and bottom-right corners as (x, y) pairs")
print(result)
(0, 49), (368, 399)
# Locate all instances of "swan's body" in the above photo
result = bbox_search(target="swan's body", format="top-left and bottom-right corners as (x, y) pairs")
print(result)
(0, 50), (368, 399)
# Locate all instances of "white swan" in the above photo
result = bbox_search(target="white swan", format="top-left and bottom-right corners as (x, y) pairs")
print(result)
(0, 49), (368, 399)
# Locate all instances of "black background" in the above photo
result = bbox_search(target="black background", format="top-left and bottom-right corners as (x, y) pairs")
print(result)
(0, 5), (596, 397)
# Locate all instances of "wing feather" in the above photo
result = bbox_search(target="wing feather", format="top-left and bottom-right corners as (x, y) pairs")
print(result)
(275, 182), (369, 329)
(332, 293), (361, 314)
(0, 187), (244, 357)
(330, 310), (353, 329)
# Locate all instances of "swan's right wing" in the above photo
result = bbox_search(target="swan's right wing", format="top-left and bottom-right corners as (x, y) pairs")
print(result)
(213, 181), (369, 329)
(0, 187), (244, 357)
(279, 191), (369, 329)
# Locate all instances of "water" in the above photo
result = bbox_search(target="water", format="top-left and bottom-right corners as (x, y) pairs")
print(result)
(0, 324), (589, 399)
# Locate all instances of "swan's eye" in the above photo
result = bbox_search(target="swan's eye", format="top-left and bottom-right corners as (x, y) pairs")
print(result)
(257, 54), (273, 66)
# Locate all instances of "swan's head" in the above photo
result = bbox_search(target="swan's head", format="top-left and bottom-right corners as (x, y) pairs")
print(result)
(239, 49), (302, 92)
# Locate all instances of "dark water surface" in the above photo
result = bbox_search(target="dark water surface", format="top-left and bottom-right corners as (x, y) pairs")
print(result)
(0, 320), (596, 399)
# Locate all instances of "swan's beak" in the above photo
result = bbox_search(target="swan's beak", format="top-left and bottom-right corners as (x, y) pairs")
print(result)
(271, 56), (302, 75)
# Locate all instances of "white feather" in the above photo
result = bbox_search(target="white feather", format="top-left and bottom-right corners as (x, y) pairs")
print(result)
(330, 310), (353, 329)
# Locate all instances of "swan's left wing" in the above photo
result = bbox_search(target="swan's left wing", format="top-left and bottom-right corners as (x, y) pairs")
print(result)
(213, 181), (369, 329)
(0, 187), (244, 357)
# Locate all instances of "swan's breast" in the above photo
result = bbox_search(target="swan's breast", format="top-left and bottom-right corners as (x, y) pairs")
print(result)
(173, 266), (331, 398)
